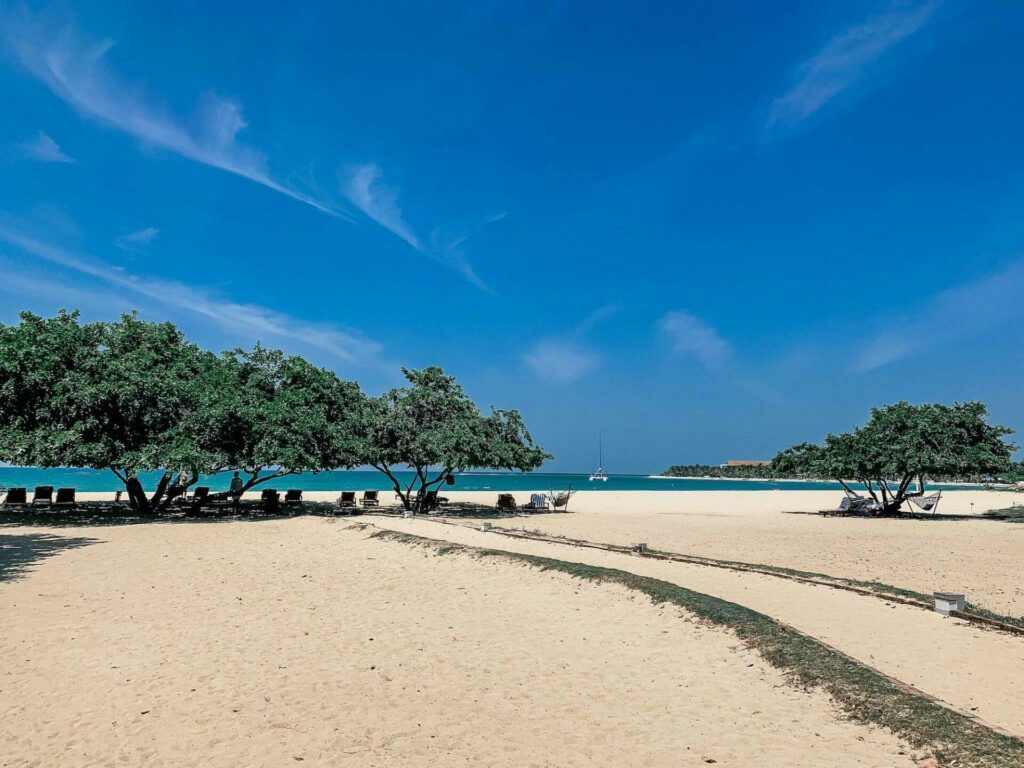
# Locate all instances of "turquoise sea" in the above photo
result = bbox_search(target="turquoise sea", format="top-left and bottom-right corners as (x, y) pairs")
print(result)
(0, 467), (976, 493)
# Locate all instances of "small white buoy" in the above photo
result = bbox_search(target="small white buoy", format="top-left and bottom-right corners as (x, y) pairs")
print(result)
(934, 592), (965, 615)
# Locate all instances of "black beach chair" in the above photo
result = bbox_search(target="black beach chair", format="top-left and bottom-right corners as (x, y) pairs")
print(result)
(3, 487), (28, 507)
(496, 493), (517, 513)
(55, 487), (76, 508)
(32, 486), (53, 507)
(338, 491), (357, 512)
(360, 490), (379, 508)
(261, 489), (281, 514)
(419, 490), (448, 511)
(284, 489), (303, 507)
(187, 486), (214, 515)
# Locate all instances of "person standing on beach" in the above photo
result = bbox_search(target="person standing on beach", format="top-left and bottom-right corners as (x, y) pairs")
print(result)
(229, 472), (244, 498)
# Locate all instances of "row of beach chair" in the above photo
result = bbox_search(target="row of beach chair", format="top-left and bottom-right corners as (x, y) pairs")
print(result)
(2, 486), (76, 508)
(3, 486), (575, 516)
(337, 490), (380, 509)
(496, 492), (572, 513)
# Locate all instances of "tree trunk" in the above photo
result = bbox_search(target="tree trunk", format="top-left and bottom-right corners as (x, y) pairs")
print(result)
(373, 464), (412, 510)
(235, 468), (301, 498)
(124, 476), (152, 514)
(158, 471), (197, 510)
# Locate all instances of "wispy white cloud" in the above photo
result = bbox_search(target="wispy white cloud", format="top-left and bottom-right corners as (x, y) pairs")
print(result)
(342, 163), (421, 250)
(659, 310), (732, 370)
(3, 10), (494, 287)
(854, 260), (1024, 372)
(0, 226), (384, 367)
(524, 339), (600, 383)
(114, 226), (159, 252)
(522, 305), (616, 383)
(768, 2), (936, 128)
(430, 211), (509, 291)
(1, 9), (342, 217)
(575, 304), (619, 335)
(341, 162), (494, 288)
(18, 130), (73, 163)
(0, 255), (122, 308)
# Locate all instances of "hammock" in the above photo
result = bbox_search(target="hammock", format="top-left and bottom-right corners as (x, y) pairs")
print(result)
(906, 490), (942, 515)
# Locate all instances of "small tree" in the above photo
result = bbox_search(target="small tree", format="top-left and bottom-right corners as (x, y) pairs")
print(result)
(191, 345), (364, 496)
(769, 442), (822, 477)
(0, 311), (218, 512)
(773, 402), (1014, 515)
(356, 367), (549, 511)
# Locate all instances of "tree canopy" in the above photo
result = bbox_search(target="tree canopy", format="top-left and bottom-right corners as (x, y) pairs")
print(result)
(355, 367), (549, 511)
(0, 312), (550, 513)
(0, 311), (217, 511)
(771, 401), (1015, 514)
(191, 345), (364, 496)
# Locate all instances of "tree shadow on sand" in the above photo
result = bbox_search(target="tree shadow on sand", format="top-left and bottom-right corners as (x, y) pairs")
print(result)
(0, 532), (100, 583)
(0, 499), (560, 533)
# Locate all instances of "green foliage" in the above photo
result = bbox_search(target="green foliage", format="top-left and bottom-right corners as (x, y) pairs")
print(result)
(0, 313), (549, 513)
(769, 442), (822, 477)
(0, 311), (217, 510)
(191, 345), (364, 494)
(774, 402), (1015, 513)
(996, 460), (1024, 483)
(357, 366), (549, 510)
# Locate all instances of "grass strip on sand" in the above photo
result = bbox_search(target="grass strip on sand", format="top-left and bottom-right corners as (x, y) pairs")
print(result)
(368, 527), (1024, 768)
(646, 549), (1024, 631)
(474, 522), (1024, 630)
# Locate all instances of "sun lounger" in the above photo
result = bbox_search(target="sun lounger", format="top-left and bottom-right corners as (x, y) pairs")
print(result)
(361, 490), (379, 507)
(819, 495), (879, 517)
(3, 487), (28, 507)
(284, 489), (303, 506)
(261, 488), (281, 514)
(496, 493), (517, 512)
(420, 490), (446, 511)
(32, 486), (53, 507)
(337, 491), (357, 510)
(55, 488), (76, 508)
(192, 486), (211, 503)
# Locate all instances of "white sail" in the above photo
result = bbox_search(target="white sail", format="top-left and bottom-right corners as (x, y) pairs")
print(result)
(589, 435), (608, 481)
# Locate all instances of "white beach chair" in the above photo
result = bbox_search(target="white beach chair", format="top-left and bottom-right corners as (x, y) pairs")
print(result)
(521, 493), (548, 512)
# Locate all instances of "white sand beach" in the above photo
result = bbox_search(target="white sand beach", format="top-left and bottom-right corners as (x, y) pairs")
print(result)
(4, 489), (1023, 766)
(1, 517), (921, 767)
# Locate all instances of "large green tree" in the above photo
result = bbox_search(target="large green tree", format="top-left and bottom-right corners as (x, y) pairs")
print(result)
(191, 345), (364, 496)
(772, 401), (1014, 515)
(0, 311), (218, 512)
(356, 367), (549, 512)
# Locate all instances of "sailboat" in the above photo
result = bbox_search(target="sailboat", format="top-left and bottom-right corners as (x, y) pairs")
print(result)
(589, 435), (608, 482)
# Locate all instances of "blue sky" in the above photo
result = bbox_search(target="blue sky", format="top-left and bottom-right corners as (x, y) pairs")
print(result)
(2, 1), (1023, 472)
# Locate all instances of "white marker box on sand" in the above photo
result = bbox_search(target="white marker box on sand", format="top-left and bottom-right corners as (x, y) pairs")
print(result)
(934, 592), (965, 615)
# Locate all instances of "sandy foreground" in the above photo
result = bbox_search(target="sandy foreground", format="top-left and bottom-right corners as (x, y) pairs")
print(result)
(376, 515), (1024, 738)
(0, 518), (922, 768)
